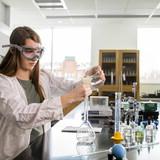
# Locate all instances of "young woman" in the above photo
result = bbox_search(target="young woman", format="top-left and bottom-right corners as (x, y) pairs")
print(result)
(0, 26), (105, 160)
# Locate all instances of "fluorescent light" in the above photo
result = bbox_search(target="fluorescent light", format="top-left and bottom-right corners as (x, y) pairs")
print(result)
(37, 3), (61, 6)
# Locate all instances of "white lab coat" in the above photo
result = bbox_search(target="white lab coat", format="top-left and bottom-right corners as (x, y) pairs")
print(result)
(0, 69), (76, 160)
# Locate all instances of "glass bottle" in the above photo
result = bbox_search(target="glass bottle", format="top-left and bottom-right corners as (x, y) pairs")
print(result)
(145, 120), (154, 143)
(123, 124), (133, 146)
(135, 123), (144, 144)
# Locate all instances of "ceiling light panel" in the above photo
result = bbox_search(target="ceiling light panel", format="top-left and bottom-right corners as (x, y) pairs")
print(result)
(34, 0), (66, 9)
(39, 5), (63, 9)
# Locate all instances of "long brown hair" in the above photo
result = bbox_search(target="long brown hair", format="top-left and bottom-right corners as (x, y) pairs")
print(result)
(0, 26), (44, 101)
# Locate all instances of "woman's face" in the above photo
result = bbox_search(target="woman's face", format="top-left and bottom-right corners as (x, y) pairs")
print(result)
(19, 38), (40, 72)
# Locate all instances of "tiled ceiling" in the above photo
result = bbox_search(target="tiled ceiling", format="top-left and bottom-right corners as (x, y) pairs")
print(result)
(33, 0), (160, 19)
(2, 0), (160, 27)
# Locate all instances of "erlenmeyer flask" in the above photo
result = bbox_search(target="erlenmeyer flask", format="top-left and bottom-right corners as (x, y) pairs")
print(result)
(76, 95), (96, 144)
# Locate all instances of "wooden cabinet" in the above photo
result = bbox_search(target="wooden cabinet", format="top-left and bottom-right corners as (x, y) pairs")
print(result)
(99, 49), (139, 101)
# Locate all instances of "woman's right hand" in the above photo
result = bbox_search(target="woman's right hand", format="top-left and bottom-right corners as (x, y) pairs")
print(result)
(61, 83), (92, 108)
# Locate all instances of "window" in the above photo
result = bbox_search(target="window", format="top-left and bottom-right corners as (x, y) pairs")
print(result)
(138, 28), (160, 83)
(36, 28), (52, 70)
(52, 26), (91, 80)
(36, 26), (91, 80)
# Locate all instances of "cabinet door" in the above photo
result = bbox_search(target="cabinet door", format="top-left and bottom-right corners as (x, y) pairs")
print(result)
(121, 51), (137, 85)
(99, 50), (117, 85)
(99, 50), (119, 101)
(120, 50), (139, 98)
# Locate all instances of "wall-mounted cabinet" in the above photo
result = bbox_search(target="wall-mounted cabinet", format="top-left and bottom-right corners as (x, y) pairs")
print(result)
(99, 49), (139, 101)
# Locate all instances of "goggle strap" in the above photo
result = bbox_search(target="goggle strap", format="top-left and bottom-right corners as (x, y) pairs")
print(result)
(2, 44), (23, 52)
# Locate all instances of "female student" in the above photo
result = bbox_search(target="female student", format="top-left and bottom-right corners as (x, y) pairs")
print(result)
(0, 26), (105, 160)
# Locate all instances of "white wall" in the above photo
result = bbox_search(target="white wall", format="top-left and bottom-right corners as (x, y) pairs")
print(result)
(91, 20), (137, 65)
(0, 0), (10, 56)
(0, 31), (9, 56)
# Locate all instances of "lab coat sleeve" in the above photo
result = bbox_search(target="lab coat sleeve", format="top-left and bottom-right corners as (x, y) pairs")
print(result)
(41, 69), (80, 96)
(0, 76), (63, 130)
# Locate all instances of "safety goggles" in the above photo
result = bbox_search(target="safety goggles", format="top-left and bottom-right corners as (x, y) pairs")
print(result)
(2, 44), (44, 60)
